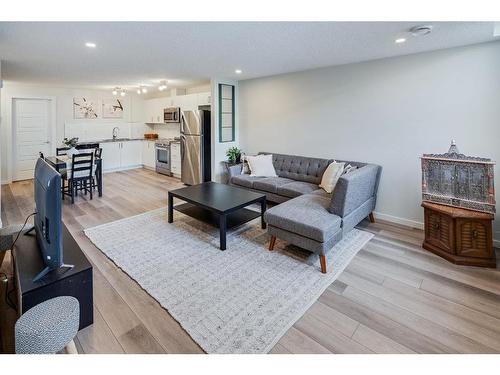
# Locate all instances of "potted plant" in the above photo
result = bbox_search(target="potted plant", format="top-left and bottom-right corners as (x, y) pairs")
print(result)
(226, 146), (242, 164)
(63, 137), (79, 157)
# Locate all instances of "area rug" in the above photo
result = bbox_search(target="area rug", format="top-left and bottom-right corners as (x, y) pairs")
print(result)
(84, 207), (373, 353)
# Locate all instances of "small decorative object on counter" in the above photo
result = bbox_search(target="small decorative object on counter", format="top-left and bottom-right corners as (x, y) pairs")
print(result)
(226, 146), (242, 164)
(144, 133), (159, 140)
(63, 137), (79, 157)
(421, 140), (495, 214)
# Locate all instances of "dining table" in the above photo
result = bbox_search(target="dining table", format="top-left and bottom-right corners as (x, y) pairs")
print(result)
(45, 155), (103, 197)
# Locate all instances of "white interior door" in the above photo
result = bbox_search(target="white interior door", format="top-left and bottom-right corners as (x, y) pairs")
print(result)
(13, 98), (52, 181)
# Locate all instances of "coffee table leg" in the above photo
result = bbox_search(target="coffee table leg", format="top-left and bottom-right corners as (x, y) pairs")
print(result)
(261, 198), (267, 229)
(168, 193), (173, 223)
(219, 214), (227, 250)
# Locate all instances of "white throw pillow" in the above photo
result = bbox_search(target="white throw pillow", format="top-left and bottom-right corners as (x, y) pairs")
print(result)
(319, 161), (345, 193)
(246, 154), (277, 177)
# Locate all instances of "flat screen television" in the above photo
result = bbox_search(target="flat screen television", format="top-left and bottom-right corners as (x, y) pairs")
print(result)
(32, 158), (72, 282)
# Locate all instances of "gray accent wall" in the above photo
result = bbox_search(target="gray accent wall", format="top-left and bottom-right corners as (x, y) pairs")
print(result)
(238, 41), (500, 243)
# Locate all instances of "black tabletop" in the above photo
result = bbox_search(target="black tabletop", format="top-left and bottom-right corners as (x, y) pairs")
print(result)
(44, 156), (67, 169)
(169, 182), (265, 213)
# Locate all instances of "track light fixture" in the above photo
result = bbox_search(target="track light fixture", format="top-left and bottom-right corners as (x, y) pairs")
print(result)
(158, 80), (168, 92)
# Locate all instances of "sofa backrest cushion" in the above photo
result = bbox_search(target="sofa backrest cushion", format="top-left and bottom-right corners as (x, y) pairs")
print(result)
(259, 152), (333, 185)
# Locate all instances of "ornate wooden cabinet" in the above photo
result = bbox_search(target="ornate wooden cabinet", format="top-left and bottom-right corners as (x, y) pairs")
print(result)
(422, 201), (496, 268)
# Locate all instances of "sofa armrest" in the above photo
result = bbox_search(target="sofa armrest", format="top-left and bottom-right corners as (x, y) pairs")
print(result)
(329, 164), (382, 217)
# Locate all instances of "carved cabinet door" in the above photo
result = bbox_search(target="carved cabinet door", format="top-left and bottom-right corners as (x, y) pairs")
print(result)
(456, 219), (493, 258)
(424, 209), (454, 253)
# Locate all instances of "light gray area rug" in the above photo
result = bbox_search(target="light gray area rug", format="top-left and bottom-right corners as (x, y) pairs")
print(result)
(84, 208), (373, 354)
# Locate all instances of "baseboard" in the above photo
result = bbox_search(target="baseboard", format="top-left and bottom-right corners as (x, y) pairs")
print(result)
(372, 211), (424, 230)
(102, 165), (143, 174)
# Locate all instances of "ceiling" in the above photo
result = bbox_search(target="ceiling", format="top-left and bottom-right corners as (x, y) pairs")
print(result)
(0, 22), (498, 89)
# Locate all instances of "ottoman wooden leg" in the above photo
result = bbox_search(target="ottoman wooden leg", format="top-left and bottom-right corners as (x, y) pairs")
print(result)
(368, 212), (375, 223)
(269, 235), (276, 251)
(319, 255), (327, 274)
(64, 339), (78, 354)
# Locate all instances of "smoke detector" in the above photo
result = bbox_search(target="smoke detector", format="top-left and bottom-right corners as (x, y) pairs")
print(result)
(409, 25), (433, 37)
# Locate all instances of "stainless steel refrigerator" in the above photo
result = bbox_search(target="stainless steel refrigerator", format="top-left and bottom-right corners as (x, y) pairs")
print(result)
(180, 110), (211, 185)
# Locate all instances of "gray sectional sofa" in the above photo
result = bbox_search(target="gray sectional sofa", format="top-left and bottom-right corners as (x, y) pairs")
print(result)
(228, 153), (381, 273)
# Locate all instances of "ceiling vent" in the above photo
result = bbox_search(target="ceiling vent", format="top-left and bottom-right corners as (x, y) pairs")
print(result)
(409, 25), (433, 37)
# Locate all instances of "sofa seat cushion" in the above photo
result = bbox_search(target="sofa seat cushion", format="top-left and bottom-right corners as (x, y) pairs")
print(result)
(253, 177), (294, 194)
(230, 175), (264, 189)
(277, 181), (319, 198)
(264, 194), (341, 242)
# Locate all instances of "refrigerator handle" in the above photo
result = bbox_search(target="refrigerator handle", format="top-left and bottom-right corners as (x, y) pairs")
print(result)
(180, 135), (186, 161)
(180, 111), (185, 134)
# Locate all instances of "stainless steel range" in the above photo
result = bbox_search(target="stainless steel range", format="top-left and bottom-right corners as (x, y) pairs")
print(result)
(155, 140), (171, 176)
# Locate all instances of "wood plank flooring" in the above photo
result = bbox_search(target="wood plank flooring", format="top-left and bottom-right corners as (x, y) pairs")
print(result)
(1, 168), (499, 354)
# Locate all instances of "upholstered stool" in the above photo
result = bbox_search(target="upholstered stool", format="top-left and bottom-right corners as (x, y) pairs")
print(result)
(15, 296), (80, 354)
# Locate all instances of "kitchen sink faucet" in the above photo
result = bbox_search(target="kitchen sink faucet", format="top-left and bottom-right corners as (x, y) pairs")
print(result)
(112, 127), (119, 140)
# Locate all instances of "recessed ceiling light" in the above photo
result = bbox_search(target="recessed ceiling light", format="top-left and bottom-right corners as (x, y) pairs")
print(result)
(85, 42), (96, 48)
(141, 87), (148, 94)
(395, 38), (407, 44)
(235, 69), (242, 74)
(410, 25), (433, 37)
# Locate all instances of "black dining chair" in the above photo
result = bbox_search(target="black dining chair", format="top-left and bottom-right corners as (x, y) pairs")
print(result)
(90, 148), (102, 191)
(62, 152), (94, 204)
(56, 147), (70, 156)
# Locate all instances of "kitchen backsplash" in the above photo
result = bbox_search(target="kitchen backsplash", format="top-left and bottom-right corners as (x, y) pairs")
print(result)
(153, 123), (181, 139)
(64, 121), (150, 142)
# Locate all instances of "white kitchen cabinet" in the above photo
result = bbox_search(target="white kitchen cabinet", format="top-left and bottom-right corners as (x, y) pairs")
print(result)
(142, 140), (156, 169)
(121, 140), (143, 167)
(101, 140), (142, 172)
(144, 99), (155, 123)
(197, 92), (211, 106)
(100, 142), (121, 171)
(145, 97), (164, 123)
(143, 92), (211, 124)
(170, 142), (181, 178)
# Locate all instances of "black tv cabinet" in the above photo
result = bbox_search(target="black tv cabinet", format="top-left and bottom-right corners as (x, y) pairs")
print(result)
(13, 223), (93, 330)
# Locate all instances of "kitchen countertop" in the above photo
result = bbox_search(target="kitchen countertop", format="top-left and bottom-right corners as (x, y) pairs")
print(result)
(77, 137), (181, 145)
(77, 137), (151, 144)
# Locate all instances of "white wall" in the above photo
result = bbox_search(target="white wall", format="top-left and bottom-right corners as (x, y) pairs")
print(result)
(238, 41), (500, 243)
(0, 82), (145, 183)
(211, 78), (239, 183)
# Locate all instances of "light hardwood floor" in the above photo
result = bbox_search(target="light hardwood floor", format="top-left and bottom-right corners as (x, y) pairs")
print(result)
(1, 168), (499, 354)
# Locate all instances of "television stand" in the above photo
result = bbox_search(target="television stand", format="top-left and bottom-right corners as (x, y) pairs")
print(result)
(13, 222), (93, 330)
(32, 263), (74, 283)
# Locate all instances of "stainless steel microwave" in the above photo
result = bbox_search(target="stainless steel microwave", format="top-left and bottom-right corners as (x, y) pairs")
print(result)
(164, 107), (181, 123)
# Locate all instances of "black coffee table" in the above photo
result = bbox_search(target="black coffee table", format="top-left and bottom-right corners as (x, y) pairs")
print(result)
(168, 182), (267, 250)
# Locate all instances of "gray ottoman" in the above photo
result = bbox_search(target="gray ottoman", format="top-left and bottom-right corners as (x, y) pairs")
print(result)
(264, 194), (343, 273)
(15, 296), (80, 354)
